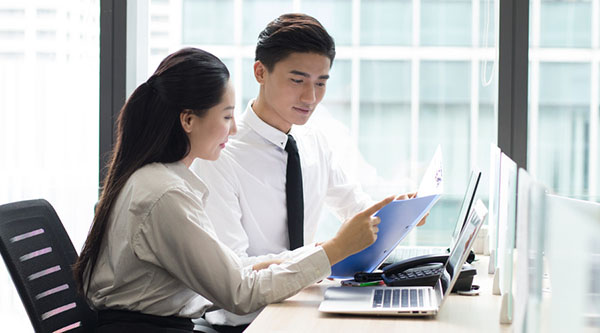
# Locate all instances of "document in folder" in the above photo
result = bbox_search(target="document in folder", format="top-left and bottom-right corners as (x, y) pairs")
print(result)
(416, 144), (443, 197)
(329, 194), (441, 279)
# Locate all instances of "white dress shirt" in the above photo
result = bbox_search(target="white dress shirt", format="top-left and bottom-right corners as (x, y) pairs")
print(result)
(86, 161), (331, 319)
(190, 100), (372, 325)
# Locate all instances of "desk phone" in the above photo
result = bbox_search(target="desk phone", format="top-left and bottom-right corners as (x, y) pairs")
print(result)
(381, 253), (477, 292)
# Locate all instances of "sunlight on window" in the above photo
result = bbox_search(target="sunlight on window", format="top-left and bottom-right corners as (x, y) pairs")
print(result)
(0, 1), (99, 330)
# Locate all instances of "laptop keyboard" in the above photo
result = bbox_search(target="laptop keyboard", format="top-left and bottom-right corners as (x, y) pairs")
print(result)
(372, 288), (430, 308)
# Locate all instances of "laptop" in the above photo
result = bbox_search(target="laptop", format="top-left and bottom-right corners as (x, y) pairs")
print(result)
(318, 199), (488, 316)
(385, 169), (482, 263)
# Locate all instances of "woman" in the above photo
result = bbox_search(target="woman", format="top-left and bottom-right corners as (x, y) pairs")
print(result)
(73, 48), (392, 332)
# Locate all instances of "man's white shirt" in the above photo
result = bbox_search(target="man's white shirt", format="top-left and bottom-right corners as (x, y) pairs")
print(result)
(190, 100), (372, 325)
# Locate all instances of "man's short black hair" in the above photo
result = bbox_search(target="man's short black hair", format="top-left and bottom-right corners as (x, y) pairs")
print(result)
(255, 13), (336, 71)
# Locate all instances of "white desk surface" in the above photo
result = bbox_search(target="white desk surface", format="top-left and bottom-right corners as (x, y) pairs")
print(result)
(245, 256), (512, 333)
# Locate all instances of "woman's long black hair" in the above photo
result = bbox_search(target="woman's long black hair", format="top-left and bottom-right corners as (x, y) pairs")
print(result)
(73, 48), (230, 294)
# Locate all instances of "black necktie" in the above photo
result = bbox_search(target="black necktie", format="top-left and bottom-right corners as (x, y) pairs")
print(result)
(285, 134), (304, 250)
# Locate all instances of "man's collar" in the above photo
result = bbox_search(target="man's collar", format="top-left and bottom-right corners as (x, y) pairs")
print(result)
(242, 99), (290, 150)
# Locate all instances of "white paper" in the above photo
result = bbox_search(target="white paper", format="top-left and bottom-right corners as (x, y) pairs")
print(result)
(416, 145), (443, 197)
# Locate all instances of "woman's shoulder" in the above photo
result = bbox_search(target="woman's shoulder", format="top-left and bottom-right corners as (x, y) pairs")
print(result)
(124, 162), (207, 215)
(129, 162), (204, 199)
(131, 163), (182, 186)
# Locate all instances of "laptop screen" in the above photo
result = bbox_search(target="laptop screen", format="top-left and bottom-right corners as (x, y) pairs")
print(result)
(440, 200), (487, 301)
(449, 170), (482, 249)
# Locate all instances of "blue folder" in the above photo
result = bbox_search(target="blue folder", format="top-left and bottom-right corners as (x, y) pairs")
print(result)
(329, 194), (441, 279)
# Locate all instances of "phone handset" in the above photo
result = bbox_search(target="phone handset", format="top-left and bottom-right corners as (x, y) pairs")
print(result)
(382, 253), (449, 276)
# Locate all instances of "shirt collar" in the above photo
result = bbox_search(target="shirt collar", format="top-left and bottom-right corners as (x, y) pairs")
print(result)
(242, 99), (290, 150)
(167, 161), (209, 204)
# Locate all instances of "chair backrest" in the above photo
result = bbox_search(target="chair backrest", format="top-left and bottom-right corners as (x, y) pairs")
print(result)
(0, 199), (96, 332)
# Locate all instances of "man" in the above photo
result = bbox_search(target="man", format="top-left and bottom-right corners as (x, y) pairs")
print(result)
(191, 13), (419, 332)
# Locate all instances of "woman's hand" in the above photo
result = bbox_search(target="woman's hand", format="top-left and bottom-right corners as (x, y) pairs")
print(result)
(321, 196), (394, 265)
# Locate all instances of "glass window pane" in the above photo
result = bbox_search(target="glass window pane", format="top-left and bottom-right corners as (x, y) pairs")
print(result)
(531, 0), (596, 203)
(242, 58), (259, 109)
(242, 0), (293, 45)
(533, 63), (590, 198)
(421, 0), (471, 46)
(360, 0), (412, 46)
(323, 60), (352, 127)
(539, 0), (592, 48)
(302, 0), (352, 46)
(0, 8), (25, 18)
(417, 61), (471, 244)
(478, 61), (498, 204)
(0, 3), (99, 330)
(479, 0), (495, 47)
(359, 60), (411, 180)
(538, 63), (590, 105)
(182, 0), (234, 44)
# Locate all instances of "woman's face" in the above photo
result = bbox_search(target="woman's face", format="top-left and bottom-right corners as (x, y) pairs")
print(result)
(184, 81), (237, 161)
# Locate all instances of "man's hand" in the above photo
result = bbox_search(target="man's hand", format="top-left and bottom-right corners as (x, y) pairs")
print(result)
(395, 192), (429, 226)
(395, 192), (416, 200)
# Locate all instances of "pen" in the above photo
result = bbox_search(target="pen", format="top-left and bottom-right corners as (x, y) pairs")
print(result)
(358, 281), (384, 287)
(340, 279), (385, 287)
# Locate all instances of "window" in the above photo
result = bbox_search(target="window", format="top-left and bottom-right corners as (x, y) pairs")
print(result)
(528, 0), (599, 201)
(139, 0), (499, 245)
(182, 0), (234, 45)
(0, 2), (99, 330)
(421, 0), (471, 46)
(359, 60), (411, 181)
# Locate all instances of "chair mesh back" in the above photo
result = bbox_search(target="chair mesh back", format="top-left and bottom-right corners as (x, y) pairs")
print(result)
(0, 199), (96, 332)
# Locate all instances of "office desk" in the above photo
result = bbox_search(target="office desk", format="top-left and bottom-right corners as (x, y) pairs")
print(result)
(245, 256), (511, 333)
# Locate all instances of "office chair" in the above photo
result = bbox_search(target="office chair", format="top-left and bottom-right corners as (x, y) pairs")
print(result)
(0, 199), (97, 332)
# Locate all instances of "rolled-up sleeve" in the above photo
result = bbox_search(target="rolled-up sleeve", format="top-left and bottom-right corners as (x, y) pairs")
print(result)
(132, 187), (331, 315)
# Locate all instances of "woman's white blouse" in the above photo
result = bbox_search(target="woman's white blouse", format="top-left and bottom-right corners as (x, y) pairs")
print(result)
(86, 161), (331, 318)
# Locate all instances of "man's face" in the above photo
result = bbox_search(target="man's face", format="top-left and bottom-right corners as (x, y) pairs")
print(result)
(254, 52), (331, 133)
